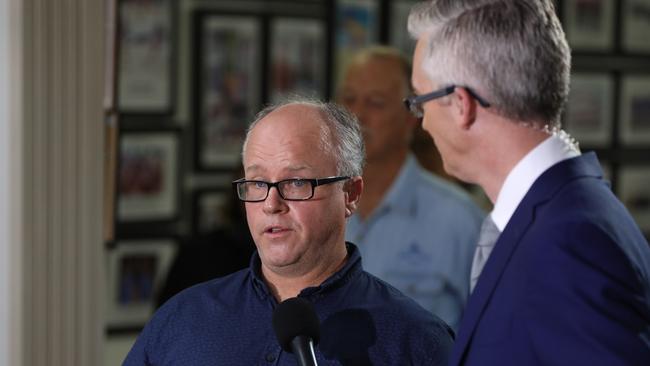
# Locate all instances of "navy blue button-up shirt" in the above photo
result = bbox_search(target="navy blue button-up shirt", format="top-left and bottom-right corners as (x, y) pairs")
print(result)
(124, 243), (453, 365)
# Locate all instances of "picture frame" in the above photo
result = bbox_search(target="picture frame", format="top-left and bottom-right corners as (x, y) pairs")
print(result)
(268, 17), (327, 103)
(622, 0), (650, 53)
(192, 187), (234, 235)
(389, 0), (418, 57)
(334, 0), (379, 89)
(106, 238), (177, 329)
(564, 72), (614, 147)
(618, 166), (650, 233)
(118, 0), (174, 114)
(562, 0), (614, 51)
(117, 129), (180, 223)
(193, 13), (261, 171)
(619, 75), (650, 145)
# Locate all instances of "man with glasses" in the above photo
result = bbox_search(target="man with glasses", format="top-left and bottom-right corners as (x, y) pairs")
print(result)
(337, 46), (484, 330)
(124, 99), (453, 365)
(408, 1), (650, 365)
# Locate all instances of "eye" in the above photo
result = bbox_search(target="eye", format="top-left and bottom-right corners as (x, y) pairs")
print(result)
(253, 181), (266, 188)
(290, 179), (307, 187)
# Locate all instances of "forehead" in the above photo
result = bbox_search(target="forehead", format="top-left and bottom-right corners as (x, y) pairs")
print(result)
(342, 57), (407, 93)
(244, 104), (337, 175)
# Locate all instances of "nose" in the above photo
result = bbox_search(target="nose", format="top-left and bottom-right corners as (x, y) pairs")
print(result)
(263, 186), (288, 214)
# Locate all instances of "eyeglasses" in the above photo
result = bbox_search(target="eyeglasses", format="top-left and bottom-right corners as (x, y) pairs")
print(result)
(403, 85), (491, 118)
(232, 176), (350, 202)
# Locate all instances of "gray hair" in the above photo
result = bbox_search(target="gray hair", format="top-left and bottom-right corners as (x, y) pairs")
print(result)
(342, 45), (413, 95)
(408, 0), (571, 128)
(242, 98), (365, 177)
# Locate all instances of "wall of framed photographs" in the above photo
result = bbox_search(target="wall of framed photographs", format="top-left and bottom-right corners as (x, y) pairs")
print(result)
(558, 0), (650, 237)
(106, 0), (650, 348)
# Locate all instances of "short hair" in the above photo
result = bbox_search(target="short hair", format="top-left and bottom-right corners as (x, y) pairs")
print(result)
(242, 98), (365, 177)
(342, 46), (413, 95)
(408, 0), (570, 128)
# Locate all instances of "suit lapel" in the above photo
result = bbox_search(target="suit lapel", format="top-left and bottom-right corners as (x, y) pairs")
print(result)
(449, 153), (603, 365)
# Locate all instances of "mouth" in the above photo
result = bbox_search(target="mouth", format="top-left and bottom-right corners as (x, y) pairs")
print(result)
(263, 225), (290, 235)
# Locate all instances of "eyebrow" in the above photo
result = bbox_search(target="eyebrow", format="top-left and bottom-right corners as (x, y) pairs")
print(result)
(245, 164), (313, 175)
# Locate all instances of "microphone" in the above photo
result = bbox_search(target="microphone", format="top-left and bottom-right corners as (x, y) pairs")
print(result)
(272, 297), (320, 366)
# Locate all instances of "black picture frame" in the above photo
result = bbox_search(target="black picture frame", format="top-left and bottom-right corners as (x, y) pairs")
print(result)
(564, 72), (615, 147)
(268, 16), (327, 103)
(193, 11), (262, 172)
(106, 237), (178, 331)
(116, 129), (181, 226)
(117, 0), (176, 118)
(619, 74), (650, 145)
(562, 0), (615, 51)
(191, 187), (236, 235)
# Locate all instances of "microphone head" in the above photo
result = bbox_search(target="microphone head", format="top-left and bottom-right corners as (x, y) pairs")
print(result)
(272, 297), (321, 352)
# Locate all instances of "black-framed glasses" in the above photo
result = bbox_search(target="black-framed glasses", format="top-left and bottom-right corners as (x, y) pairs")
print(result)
(403, 85), (491, 118)
(232, 176), (350, 202)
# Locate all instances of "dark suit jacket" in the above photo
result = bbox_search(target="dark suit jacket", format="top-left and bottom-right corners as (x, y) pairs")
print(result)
(450, 153), (650, 365)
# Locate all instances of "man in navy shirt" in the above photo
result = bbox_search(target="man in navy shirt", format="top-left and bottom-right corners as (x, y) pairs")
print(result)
(124, 99), (453, 365)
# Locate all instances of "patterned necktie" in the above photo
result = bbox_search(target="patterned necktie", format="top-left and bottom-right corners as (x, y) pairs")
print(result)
(469, 216), (501, 293)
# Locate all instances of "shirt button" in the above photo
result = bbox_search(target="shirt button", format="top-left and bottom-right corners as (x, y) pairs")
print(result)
(265, 353), (276, 362)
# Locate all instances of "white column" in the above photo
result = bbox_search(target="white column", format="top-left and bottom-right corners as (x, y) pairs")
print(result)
(12, 0), (106, 365)
(0, 0), (24, 364)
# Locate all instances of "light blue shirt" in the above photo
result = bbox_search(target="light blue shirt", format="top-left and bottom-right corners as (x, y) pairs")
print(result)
(346, 155), (484, 329)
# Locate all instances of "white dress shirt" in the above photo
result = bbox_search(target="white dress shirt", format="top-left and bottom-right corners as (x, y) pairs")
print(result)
(490, 134), (581, 231)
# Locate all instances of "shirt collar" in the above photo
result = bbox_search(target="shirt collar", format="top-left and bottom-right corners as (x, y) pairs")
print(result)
(491, 134), (580, 231)
(249, 242), (363, 301)
(375, 154), (420, 215)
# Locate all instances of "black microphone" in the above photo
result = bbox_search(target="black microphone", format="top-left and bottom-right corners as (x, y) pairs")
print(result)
(272, 297), (320, 366)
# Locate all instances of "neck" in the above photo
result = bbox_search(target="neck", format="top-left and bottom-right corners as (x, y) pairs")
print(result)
(261, 245), (348, 302)
(357, 150), (407, 219)
(472, 121), (550, 203)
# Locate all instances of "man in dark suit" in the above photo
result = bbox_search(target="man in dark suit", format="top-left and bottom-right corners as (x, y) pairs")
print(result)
(406, 0), (650, 365)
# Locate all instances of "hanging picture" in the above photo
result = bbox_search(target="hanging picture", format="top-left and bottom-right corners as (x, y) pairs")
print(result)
(389, 0), (418, 56)
(106, 238), (177, 329)
(118, 0), (174, 113)
(619, 166), (650, 233)
(117, 130), (179, 222)
(623, 0), (650, 53)
(563, 0), (614, 51)
(194, 13), (261, 171)
(564, 72), (614, 147)
(619, 75), (650, 145)
(269, 17), (326, 103)
(334, 0), (379, 88)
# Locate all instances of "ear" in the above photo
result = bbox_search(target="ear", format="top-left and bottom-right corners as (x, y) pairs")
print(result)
(452, 87), (478, 130)
(344, 176), (363, 218)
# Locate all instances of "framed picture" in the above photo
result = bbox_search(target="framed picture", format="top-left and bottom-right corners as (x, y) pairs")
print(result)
(118, 0), (174, 113)
(563, 0), (614, 51)
(268, 17), (326, 103)
(389, 0), (418, 57)
(334, 0), (379, 88)
(564, 72), (614, 146)
(618, 166), (650, 233)
(192, 188), (234, 235)
(619, 75), (650, 145)
(117, 130), (180, 222)
(622, 0), (650, 53)
(194, 13), (261, 171)
(106, 238), (177, 329)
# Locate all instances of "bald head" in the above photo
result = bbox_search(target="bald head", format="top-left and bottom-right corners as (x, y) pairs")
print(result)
(242, 99), (365, 177)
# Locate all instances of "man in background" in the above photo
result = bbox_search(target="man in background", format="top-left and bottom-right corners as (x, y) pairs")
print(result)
(337, 46), (484, 329)
(408, 0), (650, 364)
